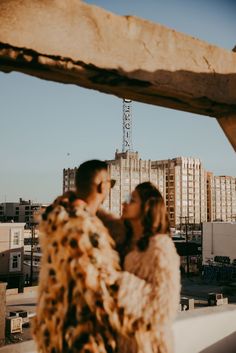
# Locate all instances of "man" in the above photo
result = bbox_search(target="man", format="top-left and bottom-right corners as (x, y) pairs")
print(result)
(32, 160), (147, 353)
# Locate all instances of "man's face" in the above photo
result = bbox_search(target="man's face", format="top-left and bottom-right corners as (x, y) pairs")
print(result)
(101, 170), (113, 202)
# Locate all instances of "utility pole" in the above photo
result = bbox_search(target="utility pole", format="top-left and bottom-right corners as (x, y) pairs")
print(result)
(180, 216), (190, 276)
(185, 217), (190, 276)
(200, 221), (203, 273)
(30, 222), (35, 286)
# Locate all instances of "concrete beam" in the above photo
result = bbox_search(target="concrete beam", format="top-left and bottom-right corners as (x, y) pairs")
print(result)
(217, 115), (236, 152)
(0, 0), (236, 147)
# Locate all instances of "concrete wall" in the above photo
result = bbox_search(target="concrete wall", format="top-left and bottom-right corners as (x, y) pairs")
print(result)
(0, 305), (235, 353)
(6, 285), (38, 296)
(174, 305), (236, 353)
(203, 222), (236, 263)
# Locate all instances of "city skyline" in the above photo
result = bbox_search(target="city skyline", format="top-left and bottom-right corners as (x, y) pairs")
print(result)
(63, 152), (236, 224)
(0, 0), (236, 203)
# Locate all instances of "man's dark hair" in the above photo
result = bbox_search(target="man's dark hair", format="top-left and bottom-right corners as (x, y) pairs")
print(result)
(75, 159), (108, 195)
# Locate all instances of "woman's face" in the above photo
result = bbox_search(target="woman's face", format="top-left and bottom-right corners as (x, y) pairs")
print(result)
(122, 190), (142, 220)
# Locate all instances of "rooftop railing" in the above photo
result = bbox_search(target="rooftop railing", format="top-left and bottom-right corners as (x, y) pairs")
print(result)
(0, 305), (236, 353)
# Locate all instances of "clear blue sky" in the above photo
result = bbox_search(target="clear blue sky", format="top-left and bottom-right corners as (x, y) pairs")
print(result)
(0, 0), (235, 203)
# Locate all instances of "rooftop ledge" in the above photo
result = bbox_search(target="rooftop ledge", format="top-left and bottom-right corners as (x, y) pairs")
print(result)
(0, 305), (235, 353)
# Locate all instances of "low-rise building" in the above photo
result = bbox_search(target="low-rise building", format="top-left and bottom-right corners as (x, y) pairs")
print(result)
(0, 199), (42, 225)
(202, 222), (236, 283)
(202, 222), (236, 264)
(0, 223), (25, 289)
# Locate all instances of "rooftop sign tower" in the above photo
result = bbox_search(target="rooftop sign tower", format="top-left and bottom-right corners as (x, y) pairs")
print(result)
(122, 99), (133, 152)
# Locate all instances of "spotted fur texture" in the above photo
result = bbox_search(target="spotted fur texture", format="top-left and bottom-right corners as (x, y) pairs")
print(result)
(32, 194), (124, 353)
(33, 195), (180, 353)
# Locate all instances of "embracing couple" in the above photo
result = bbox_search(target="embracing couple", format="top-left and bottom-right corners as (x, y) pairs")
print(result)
(33, 159), (180, 353)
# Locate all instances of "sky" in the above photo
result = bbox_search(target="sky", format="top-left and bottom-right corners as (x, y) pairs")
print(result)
(0, 0), (235, 204)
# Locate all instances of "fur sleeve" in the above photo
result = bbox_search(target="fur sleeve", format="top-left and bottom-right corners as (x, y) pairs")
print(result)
(116, 235), (180, 330)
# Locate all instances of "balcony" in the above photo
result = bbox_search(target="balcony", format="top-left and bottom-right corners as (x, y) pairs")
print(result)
(0, 305), (235, 353)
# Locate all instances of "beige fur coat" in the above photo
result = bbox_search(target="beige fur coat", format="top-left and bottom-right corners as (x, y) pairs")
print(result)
(98, 209), (181, 353)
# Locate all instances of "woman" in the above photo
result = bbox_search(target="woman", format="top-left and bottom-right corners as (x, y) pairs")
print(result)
(116, 181), (180, 353)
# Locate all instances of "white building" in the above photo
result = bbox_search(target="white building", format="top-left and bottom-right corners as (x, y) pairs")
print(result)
(0, 223), (25, 289)
(202, 222), (236, 264)
(104, 150), (155, 214)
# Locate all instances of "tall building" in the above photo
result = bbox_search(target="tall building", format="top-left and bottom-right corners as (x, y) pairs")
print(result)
(103, 150), (156, 214)
(63, 153), (209, 227)
(207, 174), (236, 222)
(151, 157), (207, 227)
(63, 151), (156, 214)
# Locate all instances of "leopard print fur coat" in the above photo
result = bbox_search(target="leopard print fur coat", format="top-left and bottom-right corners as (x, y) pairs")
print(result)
(32, 193), (151, 353)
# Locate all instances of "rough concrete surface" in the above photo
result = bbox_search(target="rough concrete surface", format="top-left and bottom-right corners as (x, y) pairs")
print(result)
(0, 0), (235, 149)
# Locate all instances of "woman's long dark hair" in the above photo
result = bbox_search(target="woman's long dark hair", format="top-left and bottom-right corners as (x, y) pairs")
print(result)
(130, 182), (170, 252)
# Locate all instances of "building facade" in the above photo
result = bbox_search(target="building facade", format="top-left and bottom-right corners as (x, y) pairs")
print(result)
(63, 152), (235, 227)
(207, 174), (236, 222)
(151, 157), (207, 227)
(104, 150), (155, 214)
(63, 151), (156, 214)
(202, 222), (236, 264)
(0, 199), (42, 225)
(0, 223), (25, 289)
(23, 228), (41, 284)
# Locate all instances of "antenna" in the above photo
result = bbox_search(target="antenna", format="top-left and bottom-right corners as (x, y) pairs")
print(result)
(122, 99), (133, 152)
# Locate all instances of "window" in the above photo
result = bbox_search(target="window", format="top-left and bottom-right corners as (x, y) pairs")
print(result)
(13, 234), (19, 245)
(24, 238), (32, 245)
(12, 255), (18, 268)
(10, 228), (22, 248)
(9, 252), (21, 272)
